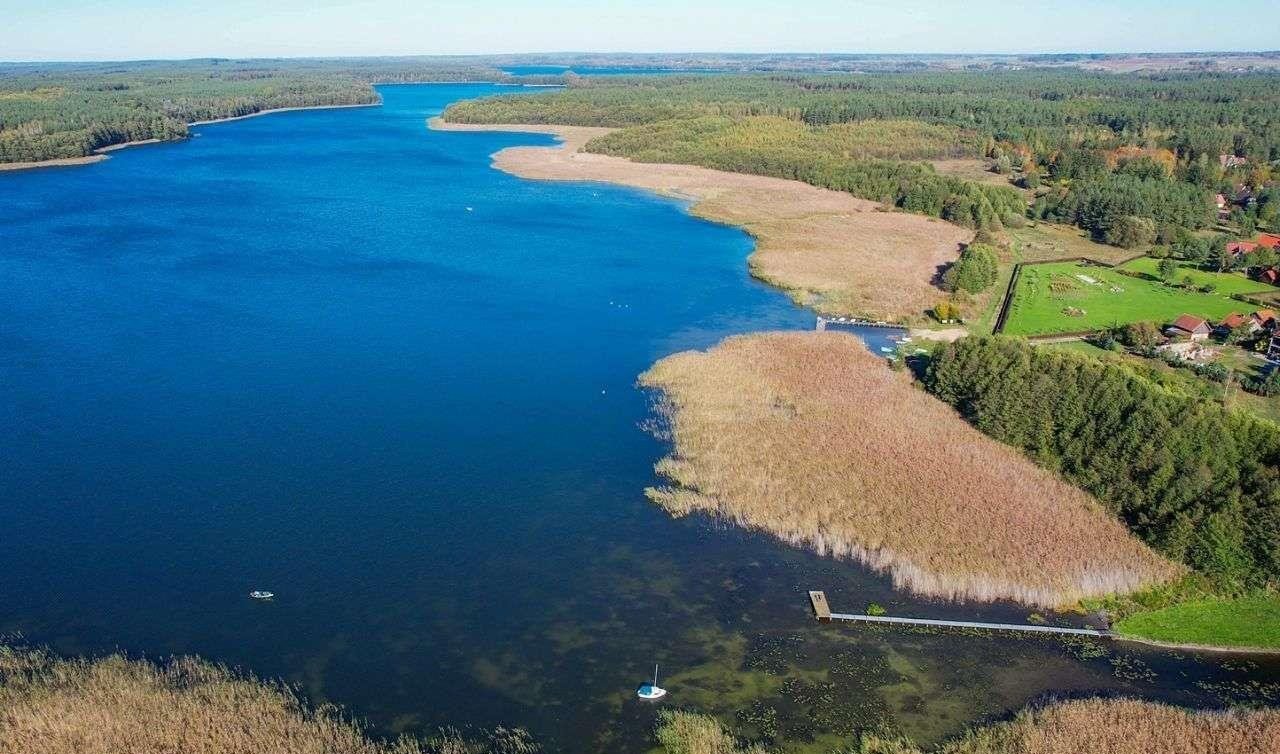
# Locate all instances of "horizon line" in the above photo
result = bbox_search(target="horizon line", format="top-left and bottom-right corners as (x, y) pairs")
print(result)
(4, 49), (1280, 66)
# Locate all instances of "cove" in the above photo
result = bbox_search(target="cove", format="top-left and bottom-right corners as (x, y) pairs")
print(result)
(1, 83), (1276, 753)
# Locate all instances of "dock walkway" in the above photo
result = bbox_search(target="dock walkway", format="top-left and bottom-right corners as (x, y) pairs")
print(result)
(809, 591), (1110, 638)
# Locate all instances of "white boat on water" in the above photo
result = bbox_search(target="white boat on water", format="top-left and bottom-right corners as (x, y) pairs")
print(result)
(249, 590), (274, 600)
(637, 663), (667, 700)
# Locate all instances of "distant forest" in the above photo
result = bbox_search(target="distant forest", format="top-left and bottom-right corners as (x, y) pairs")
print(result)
(446, 70), (1280, 237)
(0, 58), (563, 163)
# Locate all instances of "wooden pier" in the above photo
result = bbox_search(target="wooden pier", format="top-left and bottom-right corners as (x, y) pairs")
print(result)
(808, 590), (832, 622)
(807, 591), (1110, 638)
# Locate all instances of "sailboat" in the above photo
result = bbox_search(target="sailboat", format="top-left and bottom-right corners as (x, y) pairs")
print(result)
(637, 663), (667, 700)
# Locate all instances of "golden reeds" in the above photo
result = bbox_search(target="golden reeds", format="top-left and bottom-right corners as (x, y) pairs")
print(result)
(657, 700), (1280, 754)
(640, 332), (1181, 607)
(0, 647), (534, 754)
(933, 698), (1280, 754)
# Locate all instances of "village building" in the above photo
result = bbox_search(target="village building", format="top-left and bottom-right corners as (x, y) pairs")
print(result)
(1228, 240), (1258, 257)
(1166, 314), (1212, 341)
(1218, 312), (1261, 336)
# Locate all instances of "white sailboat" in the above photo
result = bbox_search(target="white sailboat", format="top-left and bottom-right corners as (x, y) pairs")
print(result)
(637, 663), (667, 700)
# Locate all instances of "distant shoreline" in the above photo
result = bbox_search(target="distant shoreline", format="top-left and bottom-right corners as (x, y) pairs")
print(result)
(429, 117), (970, 328)
(187, 101), (378, 126)
(1, 101), (380, 173)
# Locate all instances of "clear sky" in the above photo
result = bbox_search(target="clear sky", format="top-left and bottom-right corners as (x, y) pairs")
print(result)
(4, 0), (1278, 62)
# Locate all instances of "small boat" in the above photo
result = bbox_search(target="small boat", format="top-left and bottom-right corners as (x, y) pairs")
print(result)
(249, 590), (274, 600)
(637, 663), (667, 700)
(879, 346), (894, 353)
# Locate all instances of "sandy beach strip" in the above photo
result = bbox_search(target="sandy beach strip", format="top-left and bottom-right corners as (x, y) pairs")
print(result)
(430, 118), (971, 323)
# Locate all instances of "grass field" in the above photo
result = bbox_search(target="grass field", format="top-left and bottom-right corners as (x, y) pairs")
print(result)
(640, 331), (1179, 607)
(1114, 594), (1280, 650)
(1120, 257), (1277, 296)
(1002, 261), (1244, 336)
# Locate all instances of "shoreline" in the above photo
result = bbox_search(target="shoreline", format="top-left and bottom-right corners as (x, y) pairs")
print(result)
(187, 101), (379, 126)
(1, 101), (381, 174)
(432, 115), (1280, 652)
(1115, 633), (1280, 655)
(429, 117), (972, 324)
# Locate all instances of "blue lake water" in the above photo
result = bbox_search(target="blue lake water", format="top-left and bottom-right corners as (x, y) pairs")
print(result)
(1, 84), (1277, 753)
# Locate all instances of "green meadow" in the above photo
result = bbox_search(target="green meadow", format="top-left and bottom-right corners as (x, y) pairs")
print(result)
(1002, 261), (1245, 336)
(1119, 257), (1277, 297)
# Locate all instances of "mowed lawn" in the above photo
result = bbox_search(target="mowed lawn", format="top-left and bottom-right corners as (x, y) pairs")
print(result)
(1002, 261), (1245, 336)
(1120, 257), (1278, 296)
(1116, 594), (1280, 650)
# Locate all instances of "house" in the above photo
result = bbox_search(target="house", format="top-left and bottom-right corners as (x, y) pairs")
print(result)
(1218, 312), (1260, 335)
(1220, 154), (1249, 169)
(1269, 332), (1280, 362)
(1228, 240), (1258, 257)
(1261, 268), (1279, 286)
(1166, 314), (1212, 341)
(1258, 233), (1280, 250)
(1216, 193), (1229, 220)
(1252, 309), (1277, 330)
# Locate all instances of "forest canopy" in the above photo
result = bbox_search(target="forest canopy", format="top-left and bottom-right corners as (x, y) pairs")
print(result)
(445, 70), (1280, 239)
(0, 58), (561, 163)
(925, 336), (1280, 591)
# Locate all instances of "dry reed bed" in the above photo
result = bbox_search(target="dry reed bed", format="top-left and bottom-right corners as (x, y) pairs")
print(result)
(0, 647), (534, 754)
(665, 700), (1280, 754)
(932, 698), (1280, 754)
(640, 332), (1181, 607)
(430, 120), (970, 322)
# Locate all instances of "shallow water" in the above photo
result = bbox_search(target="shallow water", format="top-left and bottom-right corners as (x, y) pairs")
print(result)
(1, 83), (1276, 753)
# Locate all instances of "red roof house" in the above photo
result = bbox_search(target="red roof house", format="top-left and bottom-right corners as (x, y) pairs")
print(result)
(1221, 313), (1249, 329)
(1258, 233), (1280, 250)
(1229, 240), (1259, 256)
(1253, 309), (1277, 329)
(1167, 314), (1212, 341)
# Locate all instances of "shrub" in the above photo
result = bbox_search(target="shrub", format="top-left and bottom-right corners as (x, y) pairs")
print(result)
(943, 243), (1000, 294)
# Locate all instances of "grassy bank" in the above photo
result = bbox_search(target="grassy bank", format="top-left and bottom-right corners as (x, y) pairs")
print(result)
(1113, 593), (1280, 650)
(657, 700), (1280, 754)
(0, 647), (535, 754)
(639, 331), (1178, 607)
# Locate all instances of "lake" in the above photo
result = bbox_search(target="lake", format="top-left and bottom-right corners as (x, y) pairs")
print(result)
(1, 83), (1276, 753)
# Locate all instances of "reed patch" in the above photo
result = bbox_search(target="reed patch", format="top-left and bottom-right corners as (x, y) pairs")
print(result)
(640, 331), (1180, 607)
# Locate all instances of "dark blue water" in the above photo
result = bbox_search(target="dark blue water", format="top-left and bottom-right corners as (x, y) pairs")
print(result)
(2, 84), (1276, 753)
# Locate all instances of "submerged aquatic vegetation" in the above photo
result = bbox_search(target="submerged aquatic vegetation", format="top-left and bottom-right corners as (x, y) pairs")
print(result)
(640, 332), (1180, 608)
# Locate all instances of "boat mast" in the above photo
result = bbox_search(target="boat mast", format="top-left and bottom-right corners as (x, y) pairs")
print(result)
(653, 663), (659, 686)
